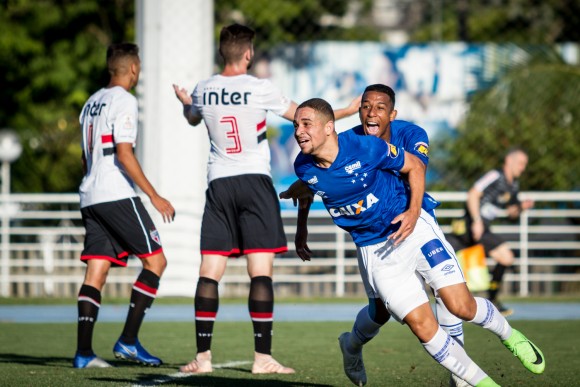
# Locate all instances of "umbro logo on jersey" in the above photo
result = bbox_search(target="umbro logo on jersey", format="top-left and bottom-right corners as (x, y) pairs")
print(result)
(329, 193), (379, 217)
(315, 190), (326, 197)
(308, 176), (318, 185)
(345, 161), (361, 174)
(441, 264), (455, 272)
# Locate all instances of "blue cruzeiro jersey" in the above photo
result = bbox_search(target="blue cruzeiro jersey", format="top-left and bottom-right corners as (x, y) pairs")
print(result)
(294, 130), (409, 247)
(352, 120), (440, 212)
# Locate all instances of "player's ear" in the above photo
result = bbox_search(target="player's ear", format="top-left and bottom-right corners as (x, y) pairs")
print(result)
(390, 109), (398, 121)
(324, 120), (335, 135)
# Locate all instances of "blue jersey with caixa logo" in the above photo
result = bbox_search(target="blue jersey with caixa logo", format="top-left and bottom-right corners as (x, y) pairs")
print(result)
(294, 130), (409, 246)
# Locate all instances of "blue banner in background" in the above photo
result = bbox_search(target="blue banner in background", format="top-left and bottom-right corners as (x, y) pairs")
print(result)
(259, 42), (578, 210)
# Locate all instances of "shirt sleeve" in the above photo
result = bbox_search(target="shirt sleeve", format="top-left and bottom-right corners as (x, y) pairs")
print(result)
(113, 93), (138, 144)
(255, 79), (292, 116)
(367, 137), (405, 172)
(402, 123), (430, 166)
(473, 170), (500, 192)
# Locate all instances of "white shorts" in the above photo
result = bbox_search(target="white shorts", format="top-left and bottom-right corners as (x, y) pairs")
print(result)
(357, 209), (465, 323)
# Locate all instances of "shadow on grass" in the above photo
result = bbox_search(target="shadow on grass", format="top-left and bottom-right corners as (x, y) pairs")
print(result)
(91, 373), (333, 386)
(0, 353), (72, 366)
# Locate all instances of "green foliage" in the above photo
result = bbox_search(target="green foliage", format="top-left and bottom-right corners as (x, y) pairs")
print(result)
(0, 0), (134, 193)
(215, 0), (379, 54)
(431, 46), (580, 191)
(411, 0), (580, 43)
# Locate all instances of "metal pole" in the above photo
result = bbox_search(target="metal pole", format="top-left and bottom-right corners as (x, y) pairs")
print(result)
(1, 160), (10, 296)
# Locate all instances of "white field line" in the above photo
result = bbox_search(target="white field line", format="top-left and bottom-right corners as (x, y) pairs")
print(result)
(130, 360), (252, 387)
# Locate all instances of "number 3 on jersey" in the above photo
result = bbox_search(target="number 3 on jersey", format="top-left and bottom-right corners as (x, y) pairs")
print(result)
(221, 116), (242, 154)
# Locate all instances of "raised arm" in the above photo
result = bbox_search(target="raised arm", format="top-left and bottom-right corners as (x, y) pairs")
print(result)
(282, 95), (361, 122)
(173, 84), (202, 126)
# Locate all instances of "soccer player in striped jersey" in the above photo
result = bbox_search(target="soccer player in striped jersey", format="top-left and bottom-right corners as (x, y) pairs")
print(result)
(74, 43), (175, 369)
(291, 98), (544, 386)
(455, 148), (534, 316)
(172, 23), (360, 375)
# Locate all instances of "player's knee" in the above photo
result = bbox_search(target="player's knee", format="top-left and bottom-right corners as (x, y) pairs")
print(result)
(370, 298), (390, 324)
(491, 244), (514, 266)
(142, 253), (167, 276)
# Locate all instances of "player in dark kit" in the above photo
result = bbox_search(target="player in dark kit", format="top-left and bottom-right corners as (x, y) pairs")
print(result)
(451, 148), (533, 316)
(173, 23), (360, 374)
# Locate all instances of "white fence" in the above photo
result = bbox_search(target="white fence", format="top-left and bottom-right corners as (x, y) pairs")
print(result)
(1, 192), (579, 298)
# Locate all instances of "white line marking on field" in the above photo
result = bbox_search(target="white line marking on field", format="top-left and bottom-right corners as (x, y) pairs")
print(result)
(130, 360), (252, 387)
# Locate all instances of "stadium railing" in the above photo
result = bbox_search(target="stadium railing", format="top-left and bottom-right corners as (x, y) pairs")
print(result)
(1, 192), (579, 298)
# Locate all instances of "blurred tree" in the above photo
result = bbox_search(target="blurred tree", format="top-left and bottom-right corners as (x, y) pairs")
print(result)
(412, 0), (580, 43)
(430, 46), (580, 191)
(215, 0), (378, 54)
(0, 0), (134, 193)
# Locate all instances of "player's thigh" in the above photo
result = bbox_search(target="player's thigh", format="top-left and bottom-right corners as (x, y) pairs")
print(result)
(92, 197), (164, 258)
(81, 206), (129, 268)
(238, 175), (287, 251)
(200, 179), (241, 256)
(413, 211), (466, 292)
(358, 241), (428, 323)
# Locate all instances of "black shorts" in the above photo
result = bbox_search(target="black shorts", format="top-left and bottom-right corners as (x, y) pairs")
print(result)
(200, 174), (288, 257)
(80, 197), (163, 267)
(452, 217), (506, 255)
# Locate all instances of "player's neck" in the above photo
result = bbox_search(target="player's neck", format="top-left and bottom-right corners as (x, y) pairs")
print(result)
(503, 166), (514, 183)
(107, 78), (132, 91)
(221, 62), (248, 77)
(313, 145), (338, 169)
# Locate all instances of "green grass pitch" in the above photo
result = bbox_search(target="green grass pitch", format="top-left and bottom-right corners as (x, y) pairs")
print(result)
(0, 320), (578, 386)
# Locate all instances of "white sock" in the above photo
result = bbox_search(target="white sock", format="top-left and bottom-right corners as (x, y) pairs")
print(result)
(435, 295), (464, 346)
(469, 297), (512, 340)
(349, 305), (383, 351)
(422, 326), (488, 386)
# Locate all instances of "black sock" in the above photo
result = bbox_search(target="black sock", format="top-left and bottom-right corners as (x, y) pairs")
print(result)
(249, 276), (274, 355)
(195, 277), (219, 353)
(120, 269), (160, 344)
(77, 284), (101, 356)
(488, 263), (507, 302)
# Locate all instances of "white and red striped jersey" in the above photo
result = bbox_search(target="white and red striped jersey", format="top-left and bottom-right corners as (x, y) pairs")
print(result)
(79, 86), (138, 207)
(189, 74), (291, 183)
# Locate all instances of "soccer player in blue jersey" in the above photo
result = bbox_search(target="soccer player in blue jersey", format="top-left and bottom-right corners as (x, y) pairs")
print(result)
(290, 98), (545, 386)
(281, 84), (465, 385)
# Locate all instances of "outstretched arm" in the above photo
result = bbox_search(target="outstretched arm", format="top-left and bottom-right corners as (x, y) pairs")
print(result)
(173, 84), (202, 126)
(282, 95), (361, 122)
(117, 143), (175, 223)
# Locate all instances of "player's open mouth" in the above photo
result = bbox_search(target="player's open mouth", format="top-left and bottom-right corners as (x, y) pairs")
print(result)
(365, 122), (380, 134)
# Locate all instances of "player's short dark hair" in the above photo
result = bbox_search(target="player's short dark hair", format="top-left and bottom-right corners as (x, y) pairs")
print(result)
(363, 84), (396, 107)
(106, 43), (139, 75)
(219, 23), (255, 64)
(297, 98), (335, 122)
